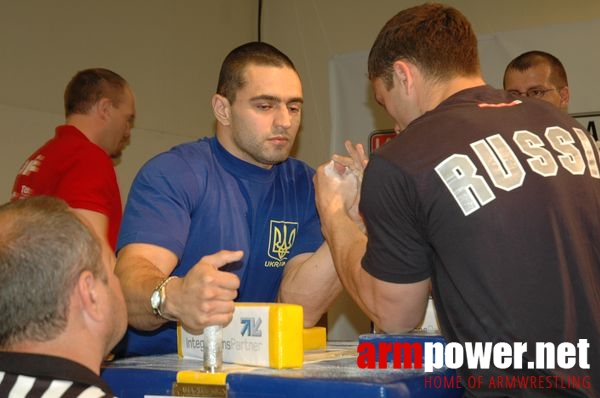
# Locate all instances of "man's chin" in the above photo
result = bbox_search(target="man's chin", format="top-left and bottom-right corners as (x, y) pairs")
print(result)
(264, 154), (290, 165)
(110, 151), (123, 165)
(267, 147), (292, 162)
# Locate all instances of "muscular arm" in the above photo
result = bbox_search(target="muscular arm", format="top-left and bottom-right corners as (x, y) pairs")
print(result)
(313, 161), (430, 333)
(276, 146), (366, 327)
(115, 243), (242, 333)
(277, 242), (342, 327)
(114, 243), (178, 330)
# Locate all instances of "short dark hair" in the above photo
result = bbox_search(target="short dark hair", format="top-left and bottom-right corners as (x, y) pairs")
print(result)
(216, 41), (298, 103)
(0, 196), (103, 348)
(503, 50), (568, 88)
(368, 3), (480, 89)
(64, 68), (128, 117)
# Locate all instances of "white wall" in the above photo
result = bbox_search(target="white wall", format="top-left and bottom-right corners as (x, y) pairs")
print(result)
(0, 0), (257, 202)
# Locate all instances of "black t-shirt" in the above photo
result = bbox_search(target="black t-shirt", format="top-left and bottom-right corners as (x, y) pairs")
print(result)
(361, 85), (600, 397)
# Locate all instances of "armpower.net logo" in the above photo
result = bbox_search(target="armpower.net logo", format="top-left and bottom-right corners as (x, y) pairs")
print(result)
(357, 339), (592, 390)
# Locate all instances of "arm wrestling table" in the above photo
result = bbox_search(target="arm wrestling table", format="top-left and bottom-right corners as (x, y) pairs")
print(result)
(101, 340), (463, 398)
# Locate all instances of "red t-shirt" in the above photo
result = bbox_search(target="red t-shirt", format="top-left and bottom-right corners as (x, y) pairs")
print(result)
(12, 125), (122, 251)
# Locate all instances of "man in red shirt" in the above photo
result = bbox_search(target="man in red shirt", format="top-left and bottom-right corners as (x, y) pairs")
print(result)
(11, 68), (136, 251)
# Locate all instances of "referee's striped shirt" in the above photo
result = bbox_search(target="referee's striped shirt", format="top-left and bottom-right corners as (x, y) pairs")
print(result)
(0, 352), (115, 398)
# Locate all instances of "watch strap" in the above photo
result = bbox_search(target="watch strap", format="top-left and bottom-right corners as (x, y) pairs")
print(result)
(152, 275), (179, 321)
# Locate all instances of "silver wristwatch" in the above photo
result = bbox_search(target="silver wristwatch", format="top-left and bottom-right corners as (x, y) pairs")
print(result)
(150, 276), (178, 321)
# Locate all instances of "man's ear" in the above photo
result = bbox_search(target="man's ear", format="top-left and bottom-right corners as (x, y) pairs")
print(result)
(558, 86), (570, 111)
(212, 94), (231, 126)
(392, 60), (413, 94)
(96, 97), (113, 121)
(77, 271), (103, 322)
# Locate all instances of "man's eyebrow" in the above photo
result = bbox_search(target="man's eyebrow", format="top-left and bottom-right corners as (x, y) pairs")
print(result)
(250, 95), (304, 104)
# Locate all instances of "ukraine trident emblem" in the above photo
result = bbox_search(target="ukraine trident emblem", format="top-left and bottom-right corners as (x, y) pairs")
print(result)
(267, 220), (298, 261)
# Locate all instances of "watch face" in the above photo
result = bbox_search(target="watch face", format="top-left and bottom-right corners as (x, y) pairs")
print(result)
(150, 290), (161, 310)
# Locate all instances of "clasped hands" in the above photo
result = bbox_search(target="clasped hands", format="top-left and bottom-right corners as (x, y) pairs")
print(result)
(314, 140), (368, 231)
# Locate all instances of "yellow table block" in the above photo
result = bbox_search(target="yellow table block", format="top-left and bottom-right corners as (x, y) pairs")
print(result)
(178, 303), (303, 369)
(303, 327), (326, 351)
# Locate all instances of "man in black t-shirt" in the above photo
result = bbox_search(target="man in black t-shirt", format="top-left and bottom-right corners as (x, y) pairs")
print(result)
(314, 3), (600, 397)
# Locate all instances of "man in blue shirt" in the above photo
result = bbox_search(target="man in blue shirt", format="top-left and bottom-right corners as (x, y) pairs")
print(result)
(115, 41), (341, 356)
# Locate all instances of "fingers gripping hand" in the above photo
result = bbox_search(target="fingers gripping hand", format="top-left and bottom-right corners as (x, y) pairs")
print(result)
(338, 140), (368, 182)
(180, 250), (242, 334)
(315, 140), (368, 230)
(327, 141), (368, 230)
(331, 141), (368, 182)
(315, 158), (359, 223)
